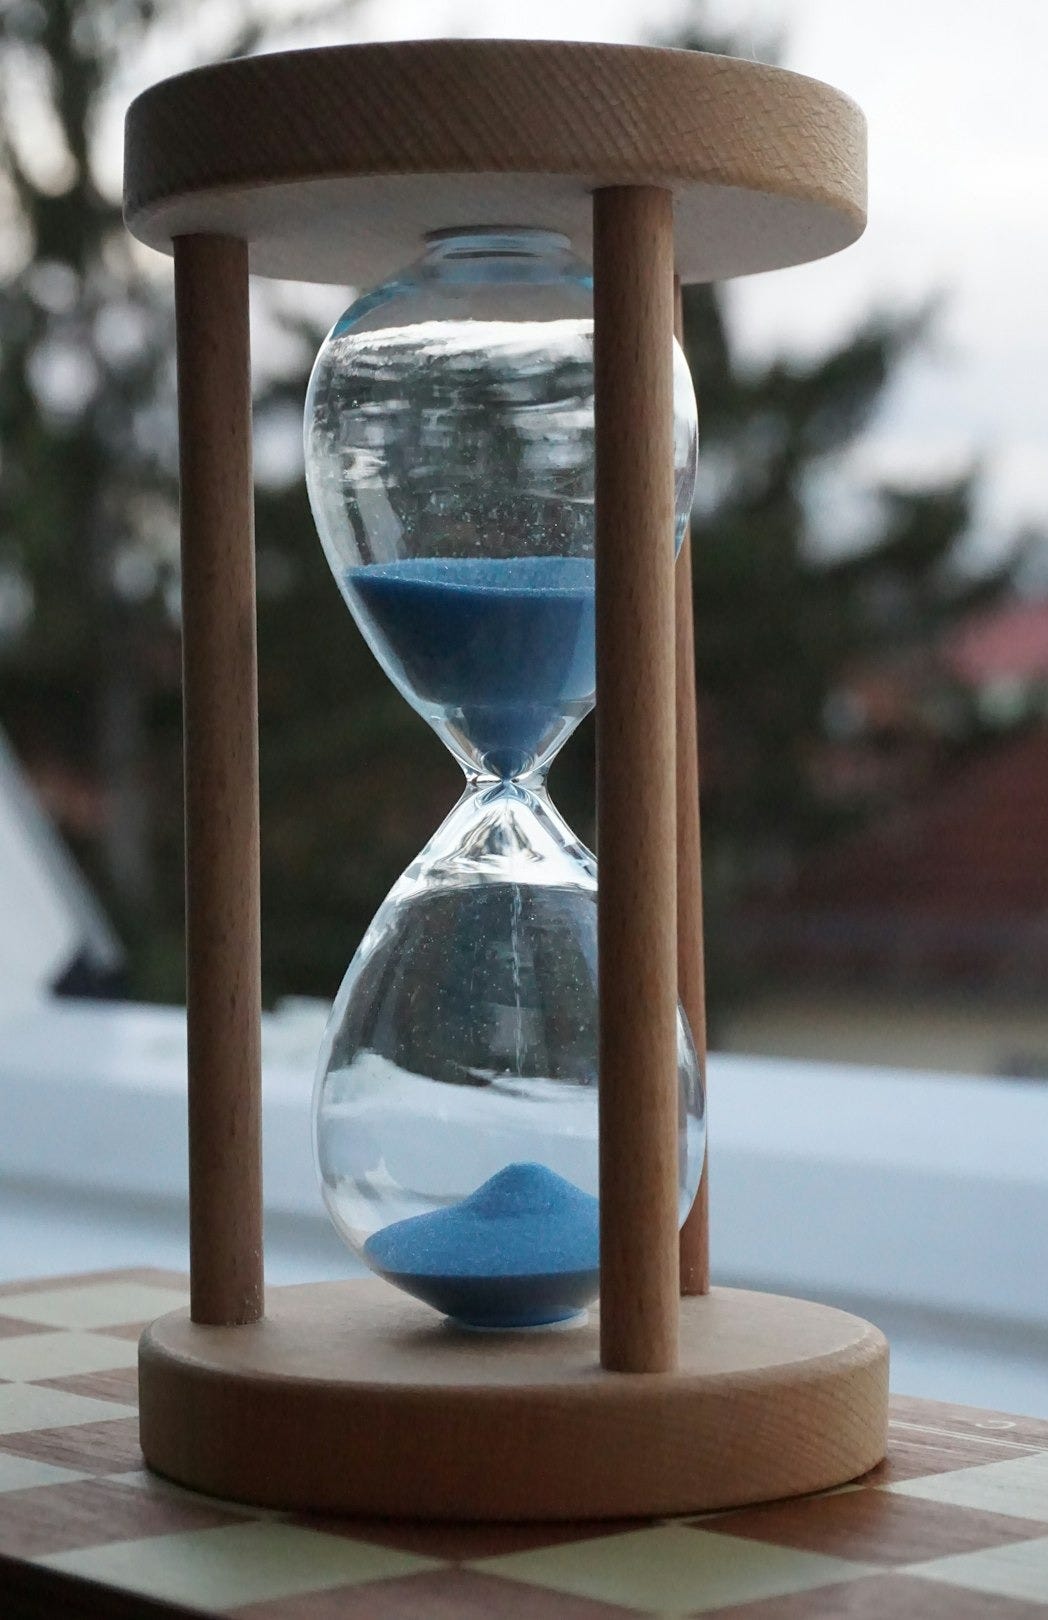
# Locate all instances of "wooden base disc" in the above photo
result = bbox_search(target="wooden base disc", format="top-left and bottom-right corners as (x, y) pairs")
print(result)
(139, 1282), (887, 1519)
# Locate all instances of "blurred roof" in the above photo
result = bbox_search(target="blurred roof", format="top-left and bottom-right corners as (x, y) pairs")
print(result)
(944, 600), (1048, 686)
(749, 725), (1048, 990)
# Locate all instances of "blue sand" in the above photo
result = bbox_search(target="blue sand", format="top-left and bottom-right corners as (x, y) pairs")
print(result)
(364, 1161), (600, 1329)
(349, 556), (595, 773)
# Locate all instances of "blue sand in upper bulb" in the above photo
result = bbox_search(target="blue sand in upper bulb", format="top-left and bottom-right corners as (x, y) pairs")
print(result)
(348, 557), (595, 773)
(363, 1161), (600, 1329)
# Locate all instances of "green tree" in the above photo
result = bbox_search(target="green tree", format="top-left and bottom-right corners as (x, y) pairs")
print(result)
(0, 0), (394, 1003)
(0, 0), (178, 931)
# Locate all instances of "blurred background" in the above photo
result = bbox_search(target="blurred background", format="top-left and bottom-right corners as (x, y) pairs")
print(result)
(5, 0), (1048, 1073)
(1, 1), (1045, 1409)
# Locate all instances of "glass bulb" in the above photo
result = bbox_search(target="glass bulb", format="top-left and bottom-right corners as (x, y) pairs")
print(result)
(307, 228), (704, 1329)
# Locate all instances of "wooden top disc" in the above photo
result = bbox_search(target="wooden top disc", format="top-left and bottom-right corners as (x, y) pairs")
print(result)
(124, 40), (866, 286)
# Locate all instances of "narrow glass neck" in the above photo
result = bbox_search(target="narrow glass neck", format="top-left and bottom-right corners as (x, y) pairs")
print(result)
(391, 774), (596, 904)
(465, 764), (550, 795)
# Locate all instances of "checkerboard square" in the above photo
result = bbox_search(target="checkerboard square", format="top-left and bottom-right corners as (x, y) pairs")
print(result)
(0, 1416), (142, 1473)
(0, 1316), (49, 1340)
(0, 1383), (136, 1435)
(0, 1476), (238, 1557)
(710, 1482), (1048, 1564)
(39, 1522), (440, 1611)
(0, 1283), (188, 1330)
(98, 1319), (161, 1341)
(232, 1567), (637, 1619)
(0, 1453), (89, 1493)
(870, 1425), (1041, 1484)
(0, 1330), (138, 1382)
(0, 1268), (186, 1299)
(891, 1397), (1048, 1452)
(907, 1534), (1048, 1606)
(886, 1452), (1048, 1523)
(476, 1523), (876, 1614)
(110, 1467), (282, 1519)
(694, 1571), (1048, 1617)
(872, 1404), (1048, 1486)
(306, 1513), (650, 1561)
(37, 1366), (140, 1404)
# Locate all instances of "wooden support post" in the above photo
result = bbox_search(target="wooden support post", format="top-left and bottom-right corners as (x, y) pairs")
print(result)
(594, 186), (679, 1373)
(174, 235), (264, 1326)
(674, 279), (711, 1297)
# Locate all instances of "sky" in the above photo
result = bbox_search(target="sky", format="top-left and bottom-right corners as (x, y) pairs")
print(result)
(285, 0), (1045, 568)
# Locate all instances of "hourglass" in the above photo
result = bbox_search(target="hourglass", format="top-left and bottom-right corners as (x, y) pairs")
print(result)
(127, 39), (887, 1518)
(305, 226), (704, 1329)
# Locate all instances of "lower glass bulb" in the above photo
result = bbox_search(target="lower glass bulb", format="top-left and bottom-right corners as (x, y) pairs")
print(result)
(314, 783), (706, 1330)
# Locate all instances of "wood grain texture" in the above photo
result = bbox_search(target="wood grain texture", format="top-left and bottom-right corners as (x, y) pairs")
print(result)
(123, 41), (866, 286)
(0, 1478), (234, 1559)
(593, 188), (679, 1375)
(0, 1420), (143, 1475)
(137, 1280), (889, 1520)
(674, 279), (710, 1297)
(175, 236), (264, 1327)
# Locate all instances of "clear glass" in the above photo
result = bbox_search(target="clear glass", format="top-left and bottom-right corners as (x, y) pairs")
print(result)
(307, 228), (704, 1329)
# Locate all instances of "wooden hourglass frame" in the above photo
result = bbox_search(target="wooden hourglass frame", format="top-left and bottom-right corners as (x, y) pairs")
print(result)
(124, 40), (887, 1519)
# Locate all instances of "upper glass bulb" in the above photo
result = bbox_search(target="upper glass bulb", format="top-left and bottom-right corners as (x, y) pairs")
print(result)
(305, 227), (698, 781)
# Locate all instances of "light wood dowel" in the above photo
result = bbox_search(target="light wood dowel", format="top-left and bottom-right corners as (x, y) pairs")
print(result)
(175, 235), (264, 1326)
(674, 280), (711, 1297)
(594, 186), (679, 1373)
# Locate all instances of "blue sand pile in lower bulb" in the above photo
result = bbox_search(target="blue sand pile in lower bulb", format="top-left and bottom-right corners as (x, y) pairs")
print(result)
(363, 1161), (600, 1329)
(349, 556), (595, 775)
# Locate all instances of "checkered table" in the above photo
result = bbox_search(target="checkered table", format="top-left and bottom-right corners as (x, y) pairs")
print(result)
(1, 1270), (1047, 1617)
